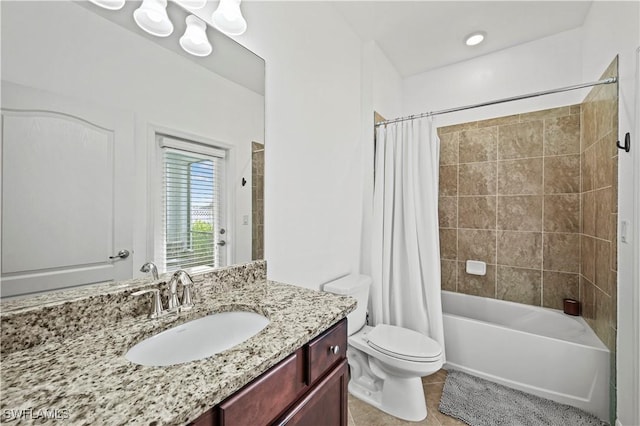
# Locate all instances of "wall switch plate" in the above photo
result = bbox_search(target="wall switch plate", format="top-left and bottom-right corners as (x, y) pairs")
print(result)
(242, 215), (249, 225)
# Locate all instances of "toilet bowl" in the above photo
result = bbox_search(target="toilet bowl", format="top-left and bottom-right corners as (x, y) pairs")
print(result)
(324, 275), (443, 421)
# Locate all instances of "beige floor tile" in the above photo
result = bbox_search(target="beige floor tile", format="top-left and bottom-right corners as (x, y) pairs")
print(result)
(348, 407), (357, 426)
(422, 368), (448, 384)
(349, 370), (464, 426)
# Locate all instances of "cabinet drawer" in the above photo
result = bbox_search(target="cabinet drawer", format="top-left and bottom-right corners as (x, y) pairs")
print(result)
(218, 348), (306, 425)
(307, 319), (347, 384)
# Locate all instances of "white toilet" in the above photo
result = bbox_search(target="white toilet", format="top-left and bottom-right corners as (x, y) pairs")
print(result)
(324, 274), (443, 422)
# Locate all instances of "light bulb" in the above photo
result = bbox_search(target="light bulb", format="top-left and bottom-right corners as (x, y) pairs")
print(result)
(180, 15), (213, 57)
(88, 0), (126, 10)
(133, 0), (174, 37)
(212, 0), (247, 36)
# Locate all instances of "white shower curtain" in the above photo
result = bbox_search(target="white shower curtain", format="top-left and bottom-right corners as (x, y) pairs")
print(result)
(370, 116), (445, 358)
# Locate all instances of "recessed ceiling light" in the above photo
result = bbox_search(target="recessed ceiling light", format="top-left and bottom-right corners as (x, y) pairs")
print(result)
(465, 32), (486, 46)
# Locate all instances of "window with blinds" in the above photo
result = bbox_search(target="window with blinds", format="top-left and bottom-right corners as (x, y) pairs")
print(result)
(159, 136), (226, 272)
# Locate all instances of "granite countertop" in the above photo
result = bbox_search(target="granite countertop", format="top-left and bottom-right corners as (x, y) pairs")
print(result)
(0, 277), (356, 425)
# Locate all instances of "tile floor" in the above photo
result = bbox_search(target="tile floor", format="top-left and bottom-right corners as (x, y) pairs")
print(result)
(347, 369), (467, 426)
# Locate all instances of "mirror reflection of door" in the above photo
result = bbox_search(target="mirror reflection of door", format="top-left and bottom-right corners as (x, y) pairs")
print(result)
(1, 82), (135, 296)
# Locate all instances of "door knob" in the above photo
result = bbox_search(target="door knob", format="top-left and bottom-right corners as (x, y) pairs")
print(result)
(109, 249), (130, 260)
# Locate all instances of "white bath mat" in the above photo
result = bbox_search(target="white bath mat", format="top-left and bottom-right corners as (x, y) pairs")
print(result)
(439, 369), (607, 426)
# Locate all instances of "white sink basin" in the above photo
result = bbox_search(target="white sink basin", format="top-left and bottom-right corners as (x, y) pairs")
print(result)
(125, 311), (269, 366)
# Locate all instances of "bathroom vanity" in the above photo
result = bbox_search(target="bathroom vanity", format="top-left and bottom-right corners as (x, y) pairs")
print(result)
(0, 261), (355, 425)
(190, 319), (348, 425)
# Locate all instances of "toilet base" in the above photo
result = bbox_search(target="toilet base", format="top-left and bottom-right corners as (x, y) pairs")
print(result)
(348, 375), (427, 421)
(347, 345), (430, 422)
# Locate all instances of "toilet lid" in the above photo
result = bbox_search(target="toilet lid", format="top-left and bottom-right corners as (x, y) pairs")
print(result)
(366, 324), (442, 362)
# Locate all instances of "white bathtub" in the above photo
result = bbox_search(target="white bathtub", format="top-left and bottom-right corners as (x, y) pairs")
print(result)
(441, 290), (610, 421)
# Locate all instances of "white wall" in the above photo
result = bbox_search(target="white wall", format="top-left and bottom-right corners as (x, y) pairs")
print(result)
(1, 2), (264, 276)
(232, 2), (364, 289)
(580, 2), (640, 425)
(402, 28), (584, 125)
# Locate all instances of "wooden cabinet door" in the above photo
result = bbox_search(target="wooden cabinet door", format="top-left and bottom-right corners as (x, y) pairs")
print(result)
(218, 348), (307, 426)
(274, 359), (348, 426)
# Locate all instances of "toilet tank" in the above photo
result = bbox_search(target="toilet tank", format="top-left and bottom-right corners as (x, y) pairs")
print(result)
(323, 275), (371, 336)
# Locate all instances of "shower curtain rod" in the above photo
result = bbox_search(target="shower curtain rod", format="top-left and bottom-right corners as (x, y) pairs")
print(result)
(374, 77), (617, 127)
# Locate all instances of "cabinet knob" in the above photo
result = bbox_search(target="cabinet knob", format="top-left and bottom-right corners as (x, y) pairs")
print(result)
(329, 345), (340, 355)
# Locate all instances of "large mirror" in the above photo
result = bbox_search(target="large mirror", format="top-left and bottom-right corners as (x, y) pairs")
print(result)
(0, 1), (265, 298)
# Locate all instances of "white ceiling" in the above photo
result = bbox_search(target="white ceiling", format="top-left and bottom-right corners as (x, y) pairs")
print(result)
(332, 1), (593, 77)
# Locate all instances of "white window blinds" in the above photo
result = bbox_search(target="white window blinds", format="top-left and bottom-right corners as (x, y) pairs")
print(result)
(159, 136), (226, 272)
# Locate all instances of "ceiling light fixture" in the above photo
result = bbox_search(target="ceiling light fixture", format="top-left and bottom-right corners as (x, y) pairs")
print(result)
(88, 0), (126, 11)
(180, 15), (213, 57)
(89, 0), (241, 58)
(133, 0), (174, 37)
(212, 0), (247, 36)
(465, 31), (486, 46)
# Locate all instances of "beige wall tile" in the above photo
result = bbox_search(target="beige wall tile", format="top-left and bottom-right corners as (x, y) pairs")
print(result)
(459, 162), (497, 195)
(458, 229), (496, 264)
(458, 262), (496, 298)
(544, 114), (581, 155)
(544, 154), (580, 194)
(610, 269), (618, 327)
(438, 196), (457, 228)
(612, 155), (618, 213)
(542, 271), (579, 310)
(498, 158), (543, 195)
(611, 213), (618, 272)
(596, 100), (616, 141)
(543, 233), (580, 273)
(595, 187), (612, 240)
(581, 101), (597, 151)
(570, 105), (581, 115)
(439, 228), (457, 260)
(439, 165), (458, 196)
(520, 106), (572, 121)
(581, 276), (596, 320)
(497, 120), (543, 160)
(497, 195), (542, 231)
(497, 231), (542, 269)
(595, 239), (611, 295)
(544, 194), (580, 233)
(439, 132), (459, 165)
(476, 114), (519, 129)
(458, 196), (496, 229)
(441, 259), (457, 292)
(581, 148), (595, 192)
(594, 288), (612, 349)
(497, 266), (542, 306)
(581, 235), (596, 282)
(595, 138), (612, 190)
(459, 127), (497, 163)
(582, 191), (596, 236)
(438, 121), (478, 135)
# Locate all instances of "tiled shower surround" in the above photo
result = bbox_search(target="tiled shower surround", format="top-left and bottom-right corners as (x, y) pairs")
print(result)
(437, 57), (619, 422)
(438, 105), (584, 308)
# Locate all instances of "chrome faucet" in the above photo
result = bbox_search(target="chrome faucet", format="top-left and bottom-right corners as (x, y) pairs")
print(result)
(140, 262), (159, 280)
(168, 270), (195, 311)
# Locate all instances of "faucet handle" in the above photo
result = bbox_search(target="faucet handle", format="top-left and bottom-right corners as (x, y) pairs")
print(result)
(132, 288), (166, 319)
(181, 281), (194, 311)
(140, 262), (159, 280)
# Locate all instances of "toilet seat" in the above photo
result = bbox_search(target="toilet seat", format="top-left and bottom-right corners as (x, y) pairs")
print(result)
(365, 324), (441, 362)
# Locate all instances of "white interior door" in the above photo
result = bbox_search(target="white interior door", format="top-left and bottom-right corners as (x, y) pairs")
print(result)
(1, 82), (134, 297)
